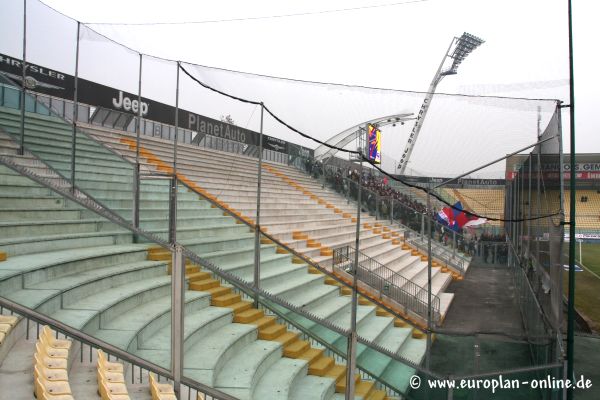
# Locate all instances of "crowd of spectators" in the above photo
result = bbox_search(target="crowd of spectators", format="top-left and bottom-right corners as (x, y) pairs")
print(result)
(302, 161), (510, 263)
(321, 167), (430, 232)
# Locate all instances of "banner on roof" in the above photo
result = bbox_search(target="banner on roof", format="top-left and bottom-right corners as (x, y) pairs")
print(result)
(368, 124), (381, 164)
(0, 52), (303, 155)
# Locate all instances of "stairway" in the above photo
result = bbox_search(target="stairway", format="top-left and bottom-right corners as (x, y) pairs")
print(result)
(0, 106), (431, 398)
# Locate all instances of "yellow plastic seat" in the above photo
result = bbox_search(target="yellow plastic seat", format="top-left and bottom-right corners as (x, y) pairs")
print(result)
(37, 340), (69, 359)
(41, 326), (72, 350)
(149, 373), (176, 400)
(0, 332), (5, 345)
(34, 377), (72, 399)
(35, 343), (68, 369)
(34, 363), (69, 382)
(0, 323), (11, 334)
(97, 349), (124, 373)
(0, 315), (18, 326)
(98, 365), (126, 384)
(98, 377), (131, 400)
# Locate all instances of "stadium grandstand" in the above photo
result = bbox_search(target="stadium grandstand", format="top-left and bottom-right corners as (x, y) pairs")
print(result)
(0, 1), (596, 400)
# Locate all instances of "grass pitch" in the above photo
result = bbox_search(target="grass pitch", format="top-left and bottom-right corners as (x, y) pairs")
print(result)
(564, 242), (600, 333)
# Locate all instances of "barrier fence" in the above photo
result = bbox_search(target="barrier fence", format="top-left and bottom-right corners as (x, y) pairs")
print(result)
(0, 1), (569, 398)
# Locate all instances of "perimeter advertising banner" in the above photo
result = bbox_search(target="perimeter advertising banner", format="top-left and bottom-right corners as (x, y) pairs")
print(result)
(0, 52), (312, 157)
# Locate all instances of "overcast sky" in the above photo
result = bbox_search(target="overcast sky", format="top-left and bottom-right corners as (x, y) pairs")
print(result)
(1, 0), (597, 176)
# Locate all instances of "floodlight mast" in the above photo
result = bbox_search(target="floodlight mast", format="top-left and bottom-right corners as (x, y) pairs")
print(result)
(397, 32), (484, 175)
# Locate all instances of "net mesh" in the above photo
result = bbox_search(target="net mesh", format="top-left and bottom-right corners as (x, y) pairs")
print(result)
(0, 0), (570, 378)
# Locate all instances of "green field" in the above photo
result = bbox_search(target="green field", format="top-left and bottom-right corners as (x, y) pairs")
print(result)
(564, 242), (600, 333)
(578, 242), (600, 276)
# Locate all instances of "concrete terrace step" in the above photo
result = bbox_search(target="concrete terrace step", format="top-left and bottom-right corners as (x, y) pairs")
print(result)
(5, 259), (168, 316)
(0, 218), (131, 238)
(0, 245), (150, 292)
(180, 323), (258, 386)
(49, 274), (173, 333)
(214, 339), (283, 399)
(4, 114), (436, 397)
(308, 235), (399, 267)
(93, 290), (213, 351)
(0, 207), (83, 221)
(0, 318), (155, 400)
(253, 357), (310, 400)
(0, 229), (134, 257)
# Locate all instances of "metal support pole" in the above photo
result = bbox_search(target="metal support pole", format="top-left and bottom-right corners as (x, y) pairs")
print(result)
(133, 54), (143, 235)
(253, 103), (264, 307)
(519, 161), (525, 252)
(566, 0), (576, 395)
(168, 62), (180, 245)
(170, 245), (185, 396)
(390, 198), (394, 224)
(18, 0), (27, 155)
(527, 156), (532, 254)
(421, 213), (425, 241)
(452, 231), (456, 258)
(536, 151), (542, 262)
(398, 37), (455, 174)
(70, 22), (80, 190)
(345, 155), (362, 400)
(426, 184), (433, 369)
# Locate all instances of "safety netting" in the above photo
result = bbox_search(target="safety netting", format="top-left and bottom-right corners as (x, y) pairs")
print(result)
(0, 0), (572, 390)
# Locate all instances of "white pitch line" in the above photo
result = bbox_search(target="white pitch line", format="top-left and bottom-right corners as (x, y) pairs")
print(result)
(580, 262), (600, 281)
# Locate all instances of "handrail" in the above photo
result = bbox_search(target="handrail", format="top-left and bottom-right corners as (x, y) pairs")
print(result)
(181, 251), (424, 396)
(326, 173), (471, 272)
(0, 100), (426, 332)
(180, 246), (441, 392)
(0, 79), (135, 167)
(0, 154), (435, 397)
(332, 246), (441, 323)
(0, 154), (432, 377)
(407, 236), (465, 274)
(0, 296), (237, 400)
(395, 216), (472, 266)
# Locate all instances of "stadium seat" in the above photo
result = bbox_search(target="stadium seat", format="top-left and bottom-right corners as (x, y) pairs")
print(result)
(0, 315), (18, 326)
(35, 342), (68, 365)
(97, 350), (130, 400)
(41, 326), (72, 351)
(36, 340), (69, 359)
(34, 375), (72, 399)
(34, 349), (68, 371)
(98, 376), (131, 400)
(34, 363), (69, 382)
(149, 373), (177, 400)
(0, 105), (441, 397)
(97, 349), (124, 373)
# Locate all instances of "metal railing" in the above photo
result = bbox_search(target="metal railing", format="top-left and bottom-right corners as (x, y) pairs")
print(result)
(0, 131), (430, 397)
(332, 245), (441, 323)
(407, 233), (467, 274)
(0, 80), (290, 166)
(321, 171), (471, 273)
(0, 296), (237, 400)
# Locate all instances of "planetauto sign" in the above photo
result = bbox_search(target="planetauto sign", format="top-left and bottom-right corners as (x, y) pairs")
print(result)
(0, 52), (313, 157)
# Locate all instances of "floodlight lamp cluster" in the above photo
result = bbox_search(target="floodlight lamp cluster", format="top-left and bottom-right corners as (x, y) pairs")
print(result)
(442, 32), (484, 76)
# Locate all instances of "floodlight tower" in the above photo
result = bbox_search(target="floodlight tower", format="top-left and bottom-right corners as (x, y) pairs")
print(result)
(397, 32), (484, 175)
